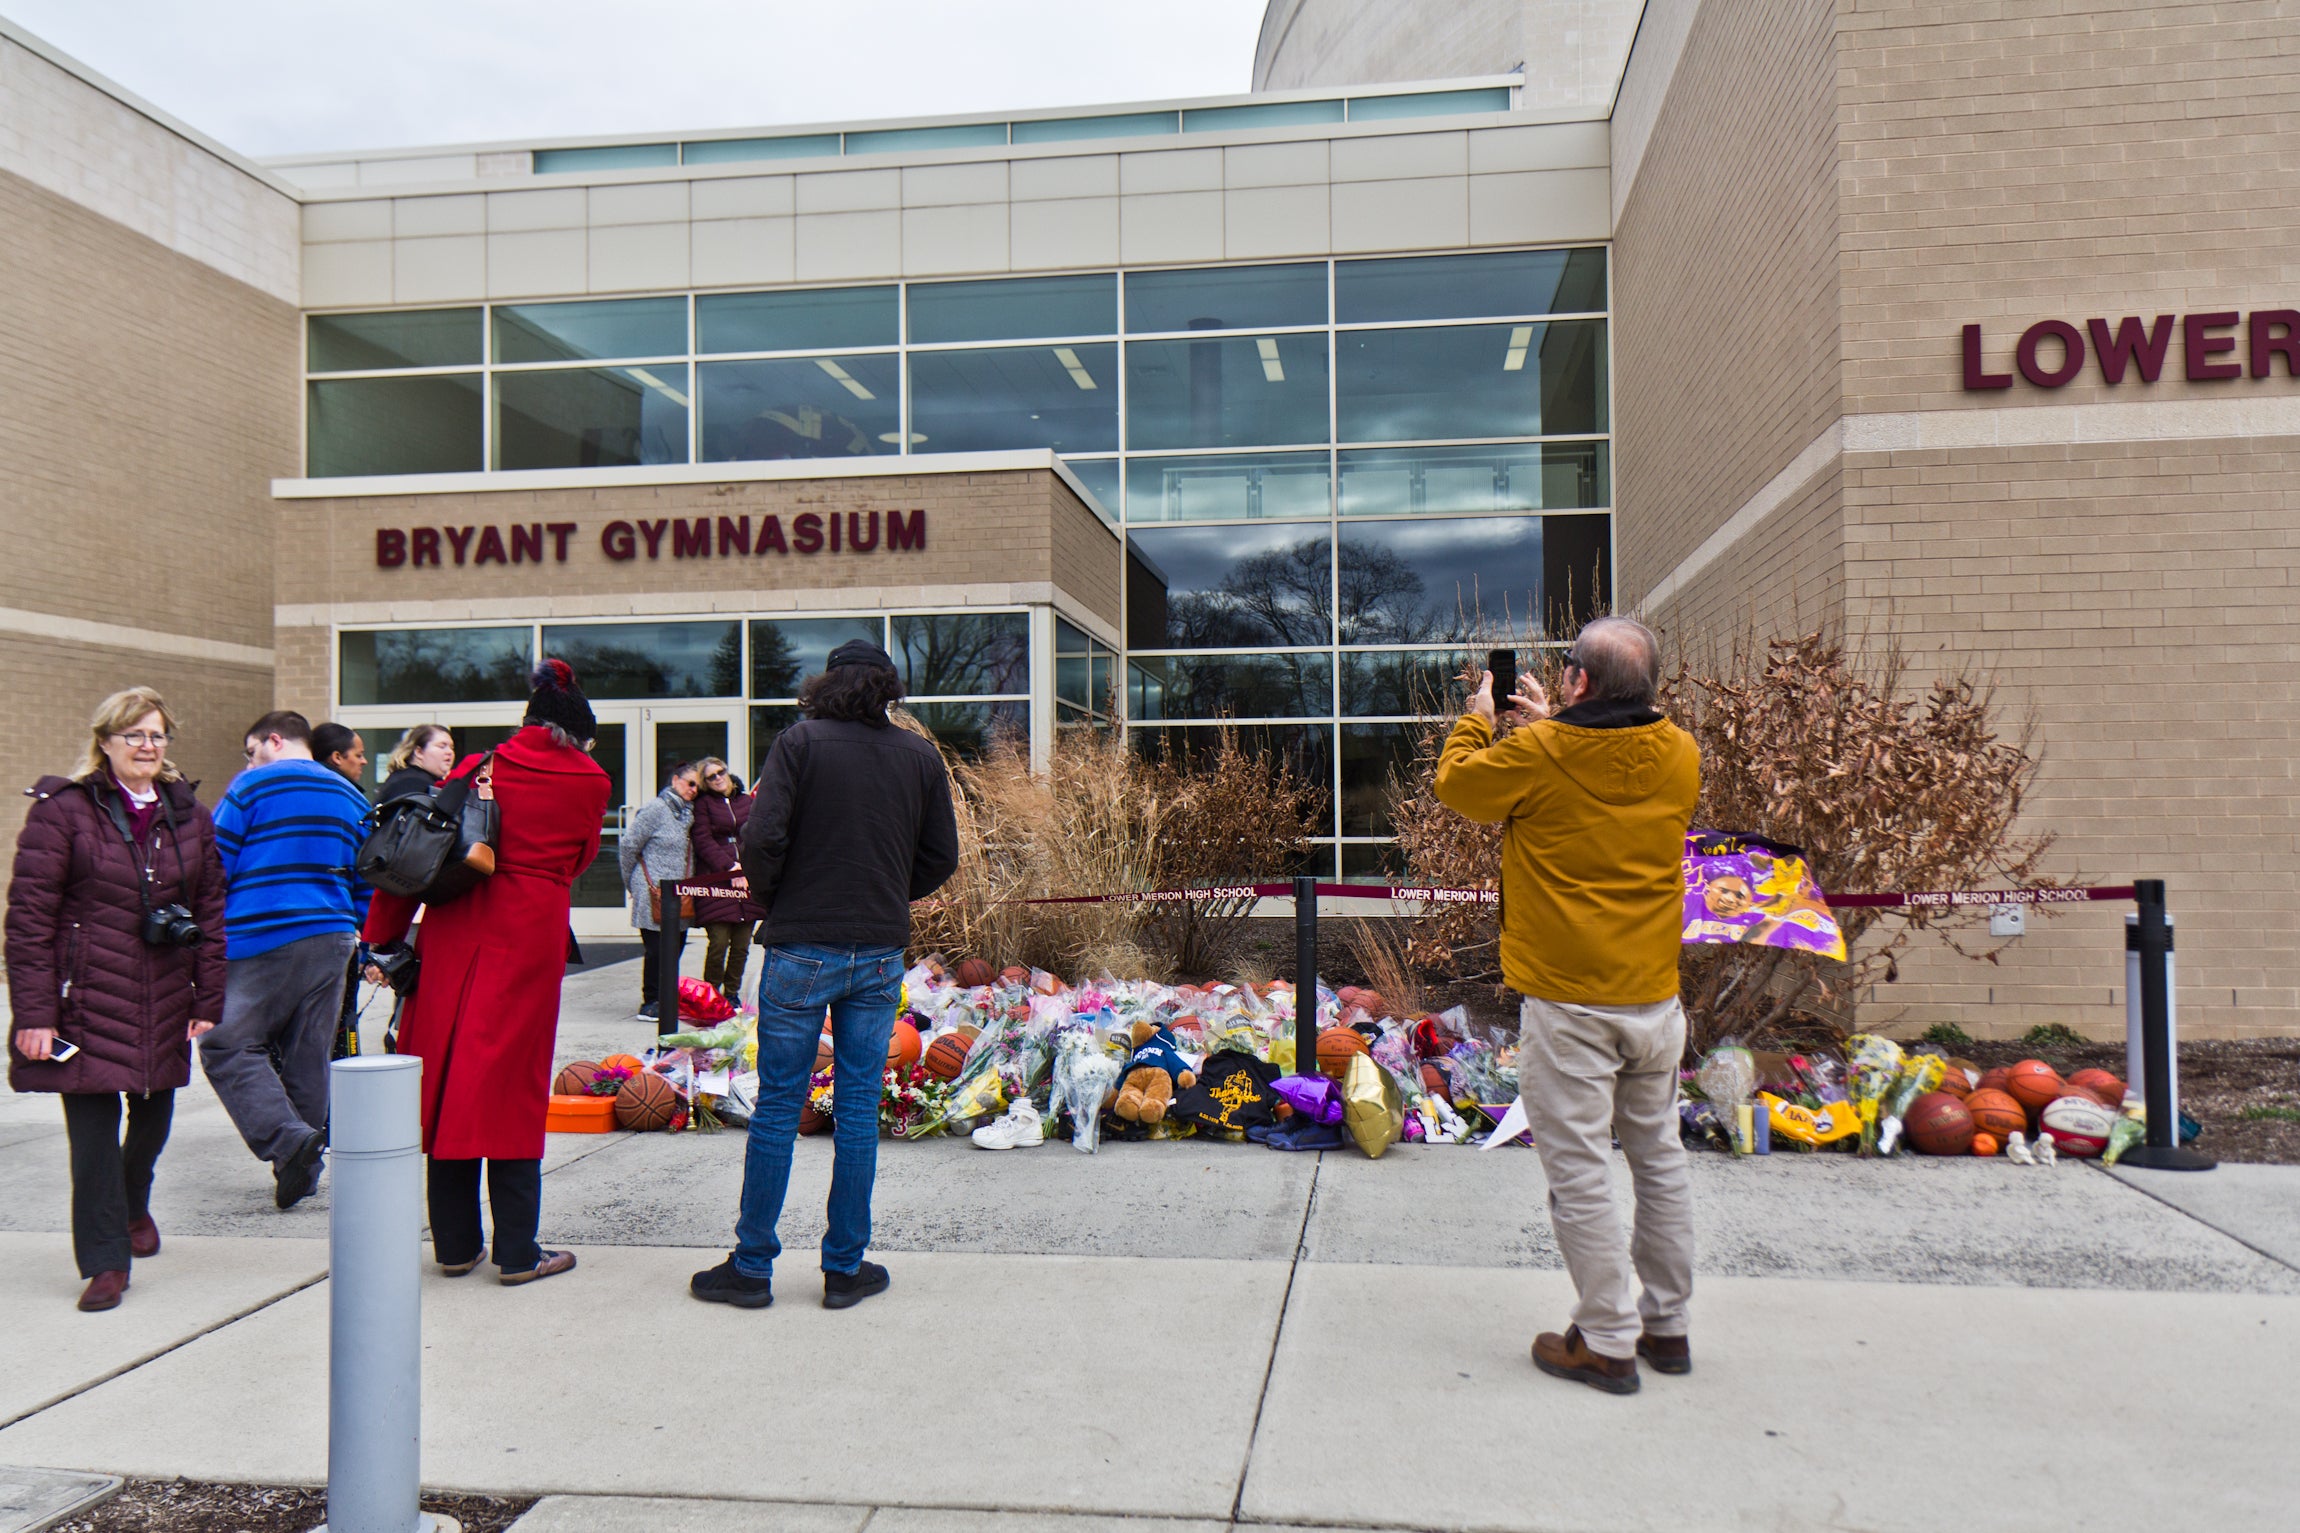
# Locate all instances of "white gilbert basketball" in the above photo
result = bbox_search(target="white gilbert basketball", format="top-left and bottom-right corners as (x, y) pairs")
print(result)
(2040, 1095), (2116, 1157)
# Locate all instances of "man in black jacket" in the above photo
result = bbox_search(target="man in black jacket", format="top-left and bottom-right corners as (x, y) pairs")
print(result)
(691, 640), (959, 1312)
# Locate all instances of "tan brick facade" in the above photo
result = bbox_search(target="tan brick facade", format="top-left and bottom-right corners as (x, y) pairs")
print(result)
(1617, 0), (2300, 1039)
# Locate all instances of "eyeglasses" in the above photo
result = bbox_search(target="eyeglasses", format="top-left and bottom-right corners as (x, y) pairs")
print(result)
(112, 731), (172, 748)
(705, 769), (729, 782)
(1560, 649), (1584, 672)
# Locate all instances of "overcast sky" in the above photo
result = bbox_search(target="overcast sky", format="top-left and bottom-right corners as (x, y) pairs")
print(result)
(5, 0), (1269, 158)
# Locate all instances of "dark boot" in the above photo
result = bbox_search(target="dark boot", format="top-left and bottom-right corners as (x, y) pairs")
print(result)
(1637, 1333), (1692, 1375)
(78, 1270), (130, 1312)
(127, 1215), (161, 1259)
(1532, 1325), (1640, 1395)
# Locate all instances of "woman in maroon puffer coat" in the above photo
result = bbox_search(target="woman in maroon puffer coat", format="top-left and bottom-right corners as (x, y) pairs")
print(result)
(6, 688), (227, 1313)
(689, 757), (765, 1005)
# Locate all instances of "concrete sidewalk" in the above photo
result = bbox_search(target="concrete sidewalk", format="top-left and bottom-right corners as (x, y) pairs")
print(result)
(3, 955), (2296, 1530)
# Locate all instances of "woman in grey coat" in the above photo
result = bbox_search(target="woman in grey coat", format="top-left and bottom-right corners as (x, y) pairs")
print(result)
(618, 763), (699, 1020)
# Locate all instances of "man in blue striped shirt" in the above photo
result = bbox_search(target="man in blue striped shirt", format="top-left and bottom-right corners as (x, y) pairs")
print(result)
(203, 711), (371, 1210)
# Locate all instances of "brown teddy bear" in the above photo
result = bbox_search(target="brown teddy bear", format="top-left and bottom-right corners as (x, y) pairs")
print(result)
(1112, 1021), (1196, 1123)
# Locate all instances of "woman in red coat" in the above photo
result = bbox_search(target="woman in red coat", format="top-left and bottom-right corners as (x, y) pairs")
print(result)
(363, 661), (611, 1286)
(7, 687), (227, 1312)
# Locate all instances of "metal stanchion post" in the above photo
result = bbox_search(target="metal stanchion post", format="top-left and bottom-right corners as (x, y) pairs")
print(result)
(2119, 879), (2214, 1172)
(1294, 874), (1318, 1038)
(657, 876), (684, 1039)
(315, 1055), (451, 1533)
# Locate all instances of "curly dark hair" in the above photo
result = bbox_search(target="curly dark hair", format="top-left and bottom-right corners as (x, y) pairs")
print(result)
(798, 664), (905, 725)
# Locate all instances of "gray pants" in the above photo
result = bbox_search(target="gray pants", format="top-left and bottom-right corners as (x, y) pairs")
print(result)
(1516, 994), (1696, 1360)
(200, 931), (357, 1167)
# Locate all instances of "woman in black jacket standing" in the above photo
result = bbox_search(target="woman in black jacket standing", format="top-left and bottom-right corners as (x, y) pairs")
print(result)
(688, 757), (764, 1005)
(6, 688), (227, 1312)
(378, 724), (455, 801)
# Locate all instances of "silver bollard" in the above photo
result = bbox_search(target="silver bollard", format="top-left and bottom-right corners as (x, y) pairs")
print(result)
(315, 1055), (443, 1533)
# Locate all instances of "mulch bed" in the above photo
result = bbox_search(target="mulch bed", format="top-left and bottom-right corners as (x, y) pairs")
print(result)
(53, 1479), (533, 1533)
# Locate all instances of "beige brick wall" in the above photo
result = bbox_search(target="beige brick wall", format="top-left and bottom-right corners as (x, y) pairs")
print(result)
(1654, 462), (1846, 659)
(1612, 0), (1844, 613)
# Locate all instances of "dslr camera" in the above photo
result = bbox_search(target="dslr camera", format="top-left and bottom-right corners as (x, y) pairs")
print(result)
(140, 902), (204, 948)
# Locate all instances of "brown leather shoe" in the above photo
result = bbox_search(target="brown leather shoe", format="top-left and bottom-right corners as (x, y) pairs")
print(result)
(500, 1249), (576, 1286)
(1532, 1325), (1640, 1395)
(1637, 1333), (1691, 1375)
(127, 1216), (160, 1259)
(78, 1270), (129, 1312)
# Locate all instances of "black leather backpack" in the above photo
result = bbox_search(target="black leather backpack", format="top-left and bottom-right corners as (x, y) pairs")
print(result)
(354, 756), (498, 903)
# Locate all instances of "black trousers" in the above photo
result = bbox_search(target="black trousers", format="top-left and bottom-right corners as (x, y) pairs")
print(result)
(427, 1156), (542, 1273)
(62, 1090), (175, 1278)
(639, 928), (687, 1008)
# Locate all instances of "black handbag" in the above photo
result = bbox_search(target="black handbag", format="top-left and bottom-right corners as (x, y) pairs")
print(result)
(355, 755), (499, 903)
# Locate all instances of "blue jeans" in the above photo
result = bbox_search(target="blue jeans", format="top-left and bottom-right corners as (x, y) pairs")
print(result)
(733, 943), (903, 1279)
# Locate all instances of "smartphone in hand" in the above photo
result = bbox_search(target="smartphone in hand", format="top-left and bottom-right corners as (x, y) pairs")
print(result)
(47, 1037), (80, 1063)
(1487, 648), (1517, 712)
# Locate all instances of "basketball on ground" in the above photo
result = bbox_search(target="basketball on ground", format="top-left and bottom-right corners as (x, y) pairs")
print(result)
(923, 1031), (972, 1081)
(1904, 1092), (1976, 1155)
(1316, 1027), (1370, 1080)
(888, 1018), (922, 1072)
(2040, 1094), (2117, 1156)
(954, 958), (995, 988)
(553, 1061), (601, 1097)
(2070, 1067), (2128, 1104)
(614, 1071), (681, 1131)
(1964, 1088), (2027, 1139)
(2005, 1059), (2067, 1114)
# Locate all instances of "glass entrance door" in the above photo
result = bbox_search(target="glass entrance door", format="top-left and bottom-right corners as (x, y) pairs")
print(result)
(571, 703), (746, 938)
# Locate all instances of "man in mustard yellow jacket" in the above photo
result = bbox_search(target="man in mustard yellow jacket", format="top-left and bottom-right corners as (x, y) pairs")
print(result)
(1434, 616), (1700, 1395)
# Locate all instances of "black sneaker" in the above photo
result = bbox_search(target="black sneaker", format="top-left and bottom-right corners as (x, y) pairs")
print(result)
(690, 1258), (773, 1308)
(637, 1002), (659, 1022)
(274, 1129), (326, 1210)
(822, 1260), (889, 1310)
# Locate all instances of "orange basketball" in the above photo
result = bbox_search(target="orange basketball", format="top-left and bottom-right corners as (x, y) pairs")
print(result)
(1904, 1092), (1976, 1155)
(1316, 1027), (1370, 1080)
(1420, 1061), (1451, 1098)
(1965, 1088), (2027, 1139)
(954, 958), (996, 989)
(2070, 1068), (2128, 1105)
(553, 1060), (602, 1097)
(999, 965), (1030, 985)
(923, 1031), (973, 1081)
(1976, 1066), (2013, 1095)
(1971, 1132), (2001, 1157)
(614, 1071), (681, 1131)
(601, 1053), (646, 1076)
(2005, 1059), (2067, 1113)
(887, 1019), (922, 1072)
(814, 1033), (834, 1074)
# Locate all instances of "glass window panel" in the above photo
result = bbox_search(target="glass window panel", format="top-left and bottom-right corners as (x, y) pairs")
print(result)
(893, 612), (1030, 697)
(493, 297), (686, 364)
(1125, 652), (1332, 721)
(1057, 655), (1090, 710)
(696, 287), (898, 353)
(846, 122), (1008, 154)
(542, 620), (742, 699)
(308, 308), (481, 372)
(1346, 87), (1513, 121)
(908, 274), (1115, 344)
(1127, 525), (1332, 649)
(699, 356), (900, 461)
(1125, 264), (1326, 333)
(1339, 442), (1610, 515)
(750, 616), (884, 698)
(1541, 512), (1612, 638)
(1181, 100), (1345, 131)
(1124, 333), (1329, 450)
(494, 365), (690, 470)
(1061, 457), (1122, 520)
(1056, 618), (1089, 655)
(307, 375), (482, 477)
(1341, 650), (1464, 716)
(1128, 724), (1336, 840)
(907, 700), (1029, 761)
(682, 134), (840, 164)
(749, 704), (803, 780)
(1124, 451), (1329, 524)
(1336, 517), (1542, 645)
(652, 720), (728, 797)
(533, 144), (678, 174)
(1340, 722), (1422, 836)
(1336, 248), (1607, 323)
(1091, 653), (1115, 715)
(339, 628), (532, 706)
(1341, 841), (1404, 876)
(1011, 111), (1177, 143)
(1336, 320), (1606, 442)
(907, 344), (1118, 455)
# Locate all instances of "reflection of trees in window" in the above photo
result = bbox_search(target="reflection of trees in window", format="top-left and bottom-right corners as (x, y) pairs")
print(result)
(365, 631), (530, 704)
(894, 614), (1028, 697)
(751, 623), (800, 698)
(1161, 536), (1443, 648)
(708, 626), (743, 696)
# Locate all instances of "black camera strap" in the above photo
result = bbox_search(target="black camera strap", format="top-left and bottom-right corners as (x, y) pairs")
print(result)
(86, 778), (186, 918)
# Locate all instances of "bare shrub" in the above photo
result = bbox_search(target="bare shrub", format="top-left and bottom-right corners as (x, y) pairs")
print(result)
(1136, 726), (1327, 978)
(1342, 917), (1427, 1017)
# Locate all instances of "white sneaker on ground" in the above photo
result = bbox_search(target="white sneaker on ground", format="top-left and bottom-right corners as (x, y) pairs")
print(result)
(971, 1100), (1044, 1150)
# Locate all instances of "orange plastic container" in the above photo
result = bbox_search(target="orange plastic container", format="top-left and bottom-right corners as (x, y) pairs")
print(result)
(545, 1094), (619, 1134)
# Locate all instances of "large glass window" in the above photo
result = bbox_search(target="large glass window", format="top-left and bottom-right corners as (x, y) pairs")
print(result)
(1124, 334), (1329, 450)
(1336, 248), (1607, 324)
(1340, 650), (1461, 717)
(908, 344), (1118, 455)
(697, 286), (897, 354)
(1128, 525), (1332, 650)
(1126, 652), (1331, 720)
(1337, 320), (1606, 443)
(1339, 442), (1609, 516)
(308, 375), (482, 477)
(1125, 264), (1326, 333)
(1124, 452), (1329, 524)
(751, 616), (885, 699)
(495, 365), (689, 469)
(1335, 517), (1543, 645)
(541, 621), (741, 698)
(907, 701), (1030, 759)
(892, 612), (1030, 696)
(339, 627), (532, 706)
(908, 274), (1115, 343)
(493, 298), (686, 364)
(699, 356), (899, 460)
(309, 308), (481, 372)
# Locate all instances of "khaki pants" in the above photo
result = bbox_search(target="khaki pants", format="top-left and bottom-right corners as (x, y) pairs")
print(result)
(1516, 994), (1695, 1360)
